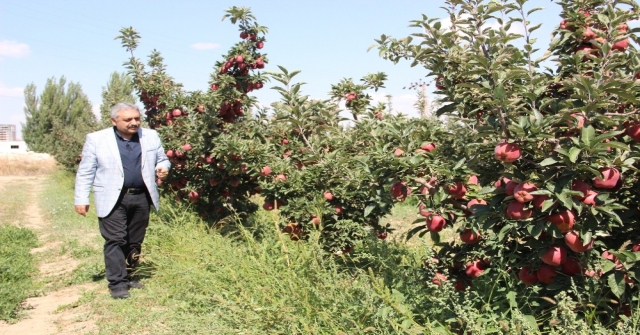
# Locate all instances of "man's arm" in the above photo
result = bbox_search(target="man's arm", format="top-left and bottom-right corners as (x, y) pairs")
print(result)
(74, 134), (97, 215)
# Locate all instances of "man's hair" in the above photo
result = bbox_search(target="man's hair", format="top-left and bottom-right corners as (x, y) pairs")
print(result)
(110, 102), (140, 120)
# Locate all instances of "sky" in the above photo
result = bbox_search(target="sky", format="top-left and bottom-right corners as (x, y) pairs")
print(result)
(0, 0), (573, 138)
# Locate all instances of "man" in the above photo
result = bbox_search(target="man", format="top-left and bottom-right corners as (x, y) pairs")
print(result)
(74, 102), (170, 299)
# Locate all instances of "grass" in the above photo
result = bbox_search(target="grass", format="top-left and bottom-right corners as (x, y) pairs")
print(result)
(0, 225), (38, 321)
(0, 153), (58, 176)
(36, 170), (104, 289)
(0, 179), (29, 225)
(83, 202), (439, 334)
(4, 170), (640, 334)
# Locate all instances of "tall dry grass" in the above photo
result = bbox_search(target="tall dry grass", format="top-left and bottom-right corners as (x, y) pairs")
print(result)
(0, 153), (58, 176)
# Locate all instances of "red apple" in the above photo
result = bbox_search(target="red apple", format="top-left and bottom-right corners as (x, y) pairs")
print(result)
(537, 265), (558, 284)
(275, 174), (287, 182)
(393, 148), (405, 156)
(465, 260), (486, 278)
(561, 257), (582, 276)
(602, 250), (623, 269)
(421, 142), (436, 152)
(460, 229), (481, 244)
(426, 215), (446, 232)
(626, 124), (640, 142)
(564, 231), (594, 253)
(432, 272), (447, 286)
(532, 195), (550, 211)
(513, 182), (537, 203)
(518, 266), (538, 285)
(466, 199), (487, 215)
(390, 181), (411, 201)
(335, 205), (343, 214)
(467, 175), (479, 185)
(504, 180), (519, 196)
(324, 191), (334, 201)
(311, 215), (320, 225)
(172, 109), (182, 117)
(494, 142), (521, 163)
(240, 31), (248, 39)
(571, 180), (591, 200)
(494, 176), (511, 189)
(262, 201), (275, 211)
(505, 201), (532, 220)
(541, 245), (567, 266)
(547, 210), (576, 233)
(593, 167), (620, 189)
(612, 38), (629, 51)
(182, 143), (192, 151)
(446, 182), (467, 199)
(256, 41), (264, 49)
(260, 166), (272, 176)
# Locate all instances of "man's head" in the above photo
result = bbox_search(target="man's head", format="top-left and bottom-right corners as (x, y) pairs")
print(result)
(111, 102), (141, 138)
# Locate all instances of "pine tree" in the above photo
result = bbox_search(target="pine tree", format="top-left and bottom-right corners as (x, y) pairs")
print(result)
(100, 72), (135, 128)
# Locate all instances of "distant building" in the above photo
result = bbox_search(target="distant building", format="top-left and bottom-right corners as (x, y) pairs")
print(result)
(0, 141), (29, 153)
(0, 124), (17, 141)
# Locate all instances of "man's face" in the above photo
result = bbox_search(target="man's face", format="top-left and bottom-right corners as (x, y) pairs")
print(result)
(111, 108), (141, 136)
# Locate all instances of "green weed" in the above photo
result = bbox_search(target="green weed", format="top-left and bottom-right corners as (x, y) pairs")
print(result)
(0, 225), (38, 321)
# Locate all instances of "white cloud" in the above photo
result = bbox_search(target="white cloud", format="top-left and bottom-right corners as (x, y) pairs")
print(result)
(0, 40), (30, 58)
(0, 82), (23, 97)
(190, 42), (221, 50)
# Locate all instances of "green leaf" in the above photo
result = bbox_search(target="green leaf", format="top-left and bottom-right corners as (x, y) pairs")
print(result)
(406, 225), (425, 241)
(453, 158), (466, 170)
(568, 147), (581, 163)
(605, 141), (630, 151)
(364, 203), (376, 217)
(494, 84), (506, 101)
(430, 231), (441, 244)
(608, 272), (626, 299)
(581, 126), (595, 147)
(435, 103), (456, 116)
(556, 192), (573, 210)
(539, 158), (558, 167)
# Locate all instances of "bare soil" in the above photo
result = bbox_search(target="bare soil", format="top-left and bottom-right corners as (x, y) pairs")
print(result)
(0, 174), (99, 334)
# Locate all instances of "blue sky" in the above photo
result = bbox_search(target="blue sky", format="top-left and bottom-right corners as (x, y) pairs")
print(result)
(0, 0), (570, 137)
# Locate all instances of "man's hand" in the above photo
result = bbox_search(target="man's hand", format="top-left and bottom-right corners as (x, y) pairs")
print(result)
(75, 205), (90, 217)
(156, 167), (169, 180)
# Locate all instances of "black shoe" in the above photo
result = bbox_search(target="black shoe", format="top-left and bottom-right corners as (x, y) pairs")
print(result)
(110, 287), (130, 299)
(128, 280), (144, 289)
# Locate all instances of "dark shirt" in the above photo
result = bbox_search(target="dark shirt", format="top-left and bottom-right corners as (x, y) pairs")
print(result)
(114, 127), (145, 189)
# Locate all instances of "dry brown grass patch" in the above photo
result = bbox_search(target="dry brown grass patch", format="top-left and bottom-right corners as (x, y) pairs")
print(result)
(0, 153), (58, 176)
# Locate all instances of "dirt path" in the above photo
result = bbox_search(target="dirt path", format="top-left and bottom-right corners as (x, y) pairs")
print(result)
(0, 175), (99, 335)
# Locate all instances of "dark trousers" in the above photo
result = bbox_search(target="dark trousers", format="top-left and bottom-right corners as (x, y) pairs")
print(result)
(99, 192), (151, 289)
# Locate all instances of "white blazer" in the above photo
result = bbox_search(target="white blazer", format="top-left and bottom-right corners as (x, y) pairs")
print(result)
(74, 127), (171, 218)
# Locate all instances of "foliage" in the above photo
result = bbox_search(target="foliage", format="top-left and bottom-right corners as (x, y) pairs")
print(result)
(374, 0), (640, 330)
(99, 71), (136, 128)
(22, 76), (97, 171)
(0, 225), (38, 321)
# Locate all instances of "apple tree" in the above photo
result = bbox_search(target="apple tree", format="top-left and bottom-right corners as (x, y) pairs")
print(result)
(376, 0), (640, 328)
